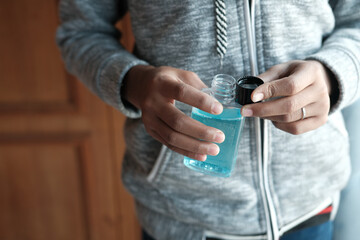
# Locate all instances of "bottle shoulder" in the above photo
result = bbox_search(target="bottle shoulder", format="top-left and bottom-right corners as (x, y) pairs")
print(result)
(192, 107), (243, 120)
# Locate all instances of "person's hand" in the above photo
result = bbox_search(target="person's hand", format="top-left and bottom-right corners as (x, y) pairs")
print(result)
(123, 65), (225, 161)
(241, 60), (334, 134)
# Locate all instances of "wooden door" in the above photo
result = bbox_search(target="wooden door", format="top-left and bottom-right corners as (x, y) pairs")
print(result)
(0, 1), (140, 240)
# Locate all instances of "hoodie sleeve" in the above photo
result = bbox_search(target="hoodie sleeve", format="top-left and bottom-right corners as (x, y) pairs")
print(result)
(56, 0), (148, 118)
(306, 0), (360, 113)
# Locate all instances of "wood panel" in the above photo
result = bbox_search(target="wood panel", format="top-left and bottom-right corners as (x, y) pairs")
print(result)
(0, 0), (77, 112)
(0, 0), (141, 239)
(0, 144), (88, 240)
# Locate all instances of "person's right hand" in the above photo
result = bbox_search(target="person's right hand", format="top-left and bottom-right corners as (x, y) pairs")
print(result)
(123, 65), (225, 161)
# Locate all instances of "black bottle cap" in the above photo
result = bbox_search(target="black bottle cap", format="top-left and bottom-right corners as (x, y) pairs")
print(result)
(236, 76), (264, 105)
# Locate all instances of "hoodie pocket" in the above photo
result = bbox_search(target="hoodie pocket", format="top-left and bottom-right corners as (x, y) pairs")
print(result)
(143, 126), (267, 235)
(147, 145), (173, 183)
(146, 101), (191, 183)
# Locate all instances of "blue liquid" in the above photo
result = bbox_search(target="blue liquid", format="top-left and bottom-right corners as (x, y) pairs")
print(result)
(184, 107), (244, 177)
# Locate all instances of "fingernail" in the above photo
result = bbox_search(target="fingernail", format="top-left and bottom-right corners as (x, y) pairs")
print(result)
(195, 154), (207, 162)
(252, 93), (264, 102)
(208, 144), (220, 156)
(242, 107), (253, 117)
(211, 102), (223, 114)
(214, 131), (225, 143)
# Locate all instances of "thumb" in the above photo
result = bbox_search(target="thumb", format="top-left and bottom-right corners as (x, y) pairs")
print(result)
(253, 64), (292, 102)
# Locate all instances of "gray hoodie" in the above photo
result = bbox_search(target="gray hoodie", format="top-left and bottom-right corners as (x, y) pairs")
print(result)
(56, 0), (360, 239)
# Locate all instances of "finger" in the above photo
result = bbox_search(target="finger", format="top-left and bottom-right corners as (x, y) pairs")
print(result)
(272, 115), (328, 135)
(178, 70), (208, 90)
(257, 63), (289, 82)
(151, 116), (220, 156)
(252, 69), (315, 102)
(263, 102), (318, 123)
(154, 102), (225, 143)
(169, 145), (208, 162)
(150, 130), (207, 162)
(242, 84), (317, 118)
(160, 80), (223, 115)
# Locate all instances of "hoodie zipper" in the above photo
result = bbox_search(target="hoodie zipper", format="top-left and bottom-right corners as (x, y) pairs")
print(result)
(243, 1), (279, 240)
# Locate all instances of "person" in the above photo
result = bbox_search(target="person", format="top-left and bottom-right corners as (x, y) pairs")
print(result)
(56, 0), (360, 239)
(333, 99), (360, 240)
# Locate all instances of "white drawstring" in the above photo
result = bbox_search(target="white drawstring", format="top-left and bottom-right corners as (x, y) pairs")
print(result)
(214, 0), (228, 65)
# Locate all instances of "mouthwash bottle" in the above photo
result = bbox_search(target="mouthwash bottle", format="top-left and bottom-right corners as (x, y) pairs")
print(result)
(183, 74), (263, 177)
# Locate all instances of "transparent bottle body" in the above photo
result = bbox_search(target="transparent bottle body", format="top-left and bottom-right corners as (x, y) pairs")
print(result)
(183, 74), (244, 177)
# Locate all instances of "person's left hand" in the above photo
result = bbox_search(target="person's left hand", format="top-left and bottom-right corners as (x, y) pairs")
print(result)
(241, 60), (334, 134)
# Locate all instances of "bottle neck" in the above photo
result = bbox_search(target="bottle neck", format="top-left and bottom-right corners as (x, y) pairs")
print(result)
(210, 74), (236, 105)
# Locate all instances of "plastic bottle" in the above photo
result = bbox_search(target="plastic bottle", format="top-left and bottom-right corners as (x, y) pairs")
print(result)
(183, 74), (263, 177)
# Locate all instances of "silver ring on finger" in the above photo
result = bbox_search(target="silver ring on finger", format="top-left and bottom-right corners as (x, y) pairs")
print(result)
(301, 107), (306, 120)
